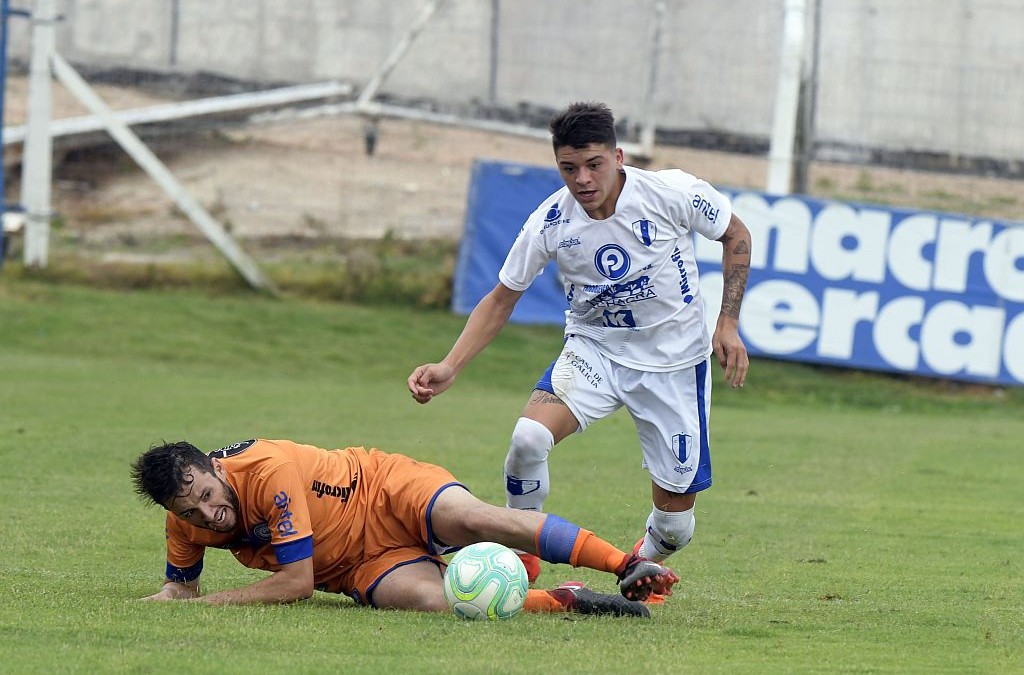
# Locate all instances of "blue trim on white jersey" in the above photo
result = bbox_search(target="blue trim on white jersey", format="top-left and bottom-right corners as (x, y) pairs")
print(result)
(535, 359), (556, 393)
(534, 335), (571, 394)
(689, 358), (713, 493)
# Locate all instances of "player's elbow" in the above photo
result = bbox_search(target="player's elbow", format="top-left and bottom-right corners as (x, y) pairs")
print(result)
(288, 573), (316, 602)
(486, 283), (523, 314)
(274, 579), (314, 603)
(277, 559), (315, 602)
(289, 584), (315, 602)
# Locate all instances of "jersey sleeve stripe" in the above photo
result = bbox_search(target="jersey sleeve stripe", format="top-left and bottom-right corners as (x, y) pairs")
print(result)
(273, 535), (314, 564)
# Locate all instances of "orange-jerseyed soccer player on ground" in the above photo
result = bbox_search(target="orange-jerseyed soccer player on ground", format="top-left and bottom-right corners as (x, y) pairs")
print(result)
(130, 438), (679, 617)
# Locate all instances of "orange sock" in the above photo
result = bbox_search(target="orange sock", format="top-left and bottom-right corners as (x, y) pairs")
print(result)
(522, 589), (566, 613)
(568, 529), (630, 575)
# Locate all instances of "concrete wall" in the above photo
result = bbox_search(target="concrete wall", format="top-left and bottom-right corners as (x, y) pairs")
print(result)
(6, 0), (1023, 166)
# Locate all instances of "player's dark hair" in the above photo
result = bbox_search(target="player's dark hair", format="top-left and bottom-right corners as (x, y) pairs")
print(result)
(549, 102), (617, 151)
(131, 441), (214, 508)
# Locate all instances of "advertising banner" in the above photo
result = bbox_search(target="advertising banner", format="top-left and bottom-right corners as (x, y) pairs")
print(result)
(454, 160), (1024, 386)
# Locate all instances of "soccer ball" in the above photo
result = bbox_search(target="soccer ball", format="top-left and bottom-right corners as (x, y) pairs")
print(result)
(443, 542), (529, 620)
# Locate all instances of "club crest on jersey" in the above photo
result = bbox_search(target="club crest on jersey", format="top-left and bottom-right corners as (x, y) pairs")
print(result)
(632, 219), (657, 246)
(251, 523), (272, 542)
(594, 243), (630, 280)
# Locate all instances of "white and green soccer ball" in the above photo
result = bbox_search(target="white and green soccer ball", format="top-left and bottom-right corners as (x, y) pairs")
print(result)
(443, 542), (529, 620)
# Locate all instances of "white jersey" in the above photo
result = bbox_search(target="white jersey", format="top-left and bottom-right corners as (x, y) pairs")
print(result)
(498, 165), (732, 371)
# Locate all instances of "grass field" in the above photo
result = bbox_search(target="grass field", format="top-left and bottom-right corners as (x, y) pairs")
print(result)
(1, 278), (1021, 674)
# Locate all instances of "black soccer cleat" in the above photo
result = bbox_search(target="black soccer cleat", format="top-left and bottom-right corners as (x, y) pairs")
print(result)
(550, 582), (650, 618)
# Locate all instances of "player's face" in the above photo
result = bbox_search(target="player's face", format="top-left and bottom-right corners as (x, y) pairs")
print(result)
(167, 461), (240, 533)
(554, 143), (624, 220)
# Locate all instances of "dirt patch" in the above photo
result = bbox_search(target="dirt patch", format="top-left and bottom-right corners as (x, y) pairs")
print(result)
(3, 77), (1021, 265)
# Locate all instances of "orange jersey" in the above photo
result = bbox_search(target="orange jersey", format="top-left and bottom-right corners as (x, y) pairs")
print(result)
(164, 439), (462, 600)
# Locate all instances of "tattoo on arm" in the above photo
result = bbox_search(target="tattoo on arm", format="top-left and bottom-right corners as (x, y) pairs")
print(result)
(720, 264), (749, 319)
(718, 217), (751, 320)
(528, 389), (567, 406)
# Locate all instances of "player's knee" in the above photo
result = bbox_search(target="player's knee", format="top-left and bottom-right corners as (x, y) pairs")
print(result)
(376, 582), (449, 612)
(506, 417), (554, 465)
(418, 589), (450, 613)
(649, 506), (696, 552)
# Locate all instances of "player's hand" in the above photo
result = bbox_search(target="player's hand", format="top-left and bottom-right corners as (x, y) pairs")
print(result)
(140, 591), (176, 602)
(712, 318), (748, 388)
(140, 581), (198, 601)
(407, 362), (457, 404)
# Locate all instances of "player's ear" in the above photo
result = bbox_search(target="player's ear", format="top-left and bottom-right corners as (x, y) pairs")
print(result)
(211, 457), (225, 477)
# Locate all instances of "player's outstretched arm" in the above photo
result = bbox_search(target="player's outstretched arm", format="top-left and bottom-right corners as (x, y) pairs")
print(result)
(191, 557), (315, 605)
(408, 283), (524, 403)
(713, 213), (752, 388)
(141, 578), (201, 601)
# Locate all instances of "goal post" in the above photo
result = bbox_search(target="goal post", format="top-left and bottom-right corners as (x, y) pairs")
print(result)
(17, 0), (278, 293)
(765, 0), (809, 195)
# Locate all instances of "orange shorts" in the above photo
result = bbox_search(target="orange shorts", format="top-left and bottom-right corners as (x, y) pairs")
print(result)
(326, 450), (465, 606)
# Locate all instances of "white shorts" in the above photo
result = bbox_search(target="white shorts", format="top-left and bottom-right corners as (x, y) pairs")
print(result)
(535, 335), (713, 494)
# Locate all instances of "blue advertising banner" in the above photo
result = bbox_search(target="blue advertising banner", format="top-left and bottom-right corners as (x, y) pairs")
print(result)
(454, 159), (1024, 387)
(453, 160), (566, 324)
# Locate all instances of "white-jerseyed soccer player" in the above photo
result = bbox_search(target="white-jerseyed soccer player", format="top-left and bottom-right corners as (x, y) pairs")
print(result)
(408, 101), (751, 597)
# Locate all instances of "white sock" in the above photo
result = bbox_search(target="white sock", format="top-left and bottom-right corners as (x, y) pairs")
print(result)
(503, 417), (553, 511)
(637, 506), (695, 562)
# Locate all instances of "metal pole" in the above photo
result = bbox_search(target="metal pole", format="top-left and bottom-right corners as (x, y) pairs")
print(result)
(0, 0), (9, 267)
(766, 0), (808, 194)
(50, 51), (277, 293)
(638, 0), (666, 159)
(793, 0), (821, 194)
(169, 0), (180, 67)
(22, 0), (56, 267)
(488, 0), (499, 104)
(356, 0), (445, 110)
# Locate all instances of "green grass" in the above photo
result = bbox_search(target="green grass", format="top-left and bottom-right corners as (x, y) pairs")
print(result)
(1, 278), (1021, 674)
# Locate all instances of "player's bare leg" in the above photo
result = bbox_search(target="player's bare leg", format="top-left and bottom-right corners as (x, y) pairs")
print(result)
(430, 486), (678, 601)
(368, 557), (648, 617)
(370, 559), (448, 611)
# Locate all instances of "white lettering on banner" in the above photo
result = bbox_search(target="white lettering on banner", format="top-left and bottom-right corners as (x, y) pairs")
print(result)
(933, 219), (990, 294)
(887, 214), (936, 291)
(817, 289), (879, 359)
(811, 204), (889, 282)
(985, 227), (1024, 302)
(920, 302), (1004, 376)
(730, 193), (811, 274)
(693, 191), (1023, 384)
(1005, 314), (1024, 381)
(715, 192), (1024, 303)
(743, 280), (819, 353)
(874, 296), (923, 370)
(701, 274), (1022, 383)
